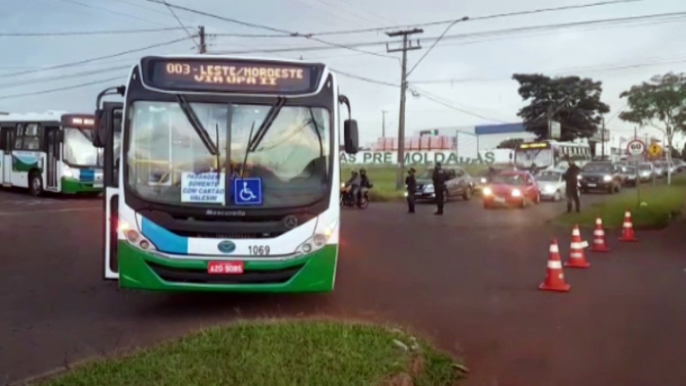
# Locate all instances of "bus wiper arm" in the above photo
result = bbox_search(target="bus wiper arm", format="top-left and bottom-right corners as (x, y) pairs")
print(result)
(248, 97), (287, 152)
(176, 95), (219, 156)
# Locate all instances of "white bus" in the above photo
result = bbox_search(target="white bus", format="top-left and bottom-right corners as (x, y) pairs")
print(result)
(0, 112), (104, 196)
(93, 55), (359, 293)
(514, 140), (592, 174)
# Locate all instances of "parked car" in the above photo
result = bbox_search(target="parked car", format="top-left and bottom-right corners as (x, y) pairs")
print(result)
(482, 171), (540, 209)
(535, 170), (566, 201)
(579, 161), (623, 194)
(412, 167), (474, 203)
(637, 162), (654, 182)
(619, 165), (638, 186)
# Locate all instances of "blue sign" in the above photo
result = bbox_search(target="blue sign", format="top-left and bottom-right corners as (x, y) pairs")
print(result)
(233, 178), (263, 206)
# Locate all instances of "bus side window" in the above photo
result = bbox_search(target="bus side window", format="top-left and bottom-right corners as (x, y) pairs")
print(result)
(22, 124), (41, 151)
(14, 124), (24, 150)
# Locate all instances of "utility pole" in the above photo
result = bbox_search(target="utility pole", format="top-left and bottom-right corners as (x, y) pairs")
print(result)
(198, 26), (207, 54)
(386, 29), (423, 190)
(601, 116), (605, 160)
(381, 110), (388, 138)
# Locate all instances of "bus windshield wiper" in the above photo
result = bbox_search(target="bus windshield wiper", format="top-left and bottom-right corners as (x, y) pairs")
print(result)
(240, 97), (287, 177)
(176, 95), (219, 156)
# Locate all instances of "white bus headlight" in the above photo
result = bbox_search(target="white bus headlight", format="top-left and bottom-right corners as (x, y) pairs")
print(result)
(511, 189), (522, 197)
(603, 175), (612, 182)
(297, 220), (337, 255)
(62, 164), (73, 178)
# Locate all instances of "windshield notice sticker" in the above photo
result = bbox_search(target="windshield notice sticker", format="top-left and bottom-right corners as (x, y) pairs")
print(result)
(181, 172), (226, 204)
(233, 177), (263, 206)
(142, 57), (324, 95)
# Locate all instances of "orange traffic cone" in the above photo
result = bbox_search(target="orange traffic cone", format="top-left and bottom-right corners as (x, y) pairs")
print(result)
(591, 217), (610, 253)
(619, 210), (638, 242)
(565, 224), (590, 268)
(539, 239), (571, 292)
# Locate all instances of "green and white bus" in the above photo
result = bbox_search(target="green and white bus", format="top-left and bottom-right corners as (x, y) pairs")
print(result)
(94, 55), (359, 293)
(0, 112), (104, 196)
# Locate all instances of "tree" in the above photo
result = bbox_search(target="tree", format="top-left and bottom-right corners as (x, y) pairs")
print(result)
(512, 74), (610, 141)
(496, 138), (523, 149)
(619, 72), (686, 184)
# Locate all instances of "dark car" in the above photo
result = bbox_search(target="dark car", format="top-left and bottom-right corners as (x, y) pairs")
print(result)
(482, 171), (540, 209)
(413, 167), (474, 203)
(619, 165), (638, 186)
(579, 162), (622, 194)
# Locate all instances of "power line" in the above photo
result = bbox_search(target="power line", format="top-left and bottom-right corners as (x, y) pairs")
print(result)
(57, 0), (172, 27)
(330, 69), (398, 87)
(0, 37), (192, 78)
(0, 27), (188, 37)
(0, 76), (124, 101)
(161, 0), (200, 50)
(330, 0), (399, 25)
(0, 65), (131, 89)
(283, 0), (368, 28)
(409, 86), (509, 123)
(407, 17), (468, 76)
(210, 11), (686, 55)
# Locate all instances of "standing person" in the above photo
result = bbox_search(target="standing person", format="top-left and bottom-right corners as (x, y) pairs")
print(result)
(405, 168), (417, 213)
(432, 162), (448, 215)
(562, 159), (581, 213)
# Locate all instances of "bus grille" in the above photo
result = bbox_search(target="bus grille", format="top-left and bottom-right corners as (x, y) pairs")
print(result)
(148, 262), (303, 285)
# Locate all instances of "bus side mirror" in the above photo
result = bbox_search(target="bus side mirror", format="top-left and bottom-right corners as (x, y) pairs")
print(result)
(344, 119), (359, 154)
(92, 109), (105, 148)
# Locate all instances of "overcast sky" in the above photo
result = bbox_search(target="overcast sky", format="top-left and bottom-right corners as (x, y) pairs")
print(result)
(2, 0), (686, 146)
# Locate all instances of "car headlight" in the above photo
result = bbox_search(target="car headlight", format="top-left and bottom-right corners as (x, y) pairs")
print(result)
(403, 191), (408, 197)
(544, 185), (555, 193)
(603, 175), (612, 182)
(424, 184), (434, 193)
(483, 187), (492, 196)
(511, 189), (522, 197)
(577, 175), (582, 180)
(341, 182), (345, 188)
(480, 177), (487, 184)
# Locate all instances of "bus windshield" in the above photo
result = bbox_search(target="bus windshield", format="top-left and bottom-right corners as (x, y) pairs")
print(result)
(126, 101), (331, 209)
(63, 127), (103, 167)
(514, 148), (553, 169)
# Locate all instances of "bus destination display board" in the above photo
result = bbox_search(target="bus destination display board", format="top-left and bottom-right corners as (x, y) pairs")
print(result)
(140, 57), (324, 95)
(518, 142), (550, 150)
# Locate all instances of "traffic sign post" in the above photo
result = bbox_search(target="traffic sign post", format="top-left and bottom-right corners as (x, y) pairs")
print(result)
(626, 139), (646, 207)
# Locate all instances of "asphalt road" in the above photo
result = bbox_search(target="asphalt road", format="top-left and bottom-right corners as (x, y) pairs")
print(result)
(2, 187), (686, 386)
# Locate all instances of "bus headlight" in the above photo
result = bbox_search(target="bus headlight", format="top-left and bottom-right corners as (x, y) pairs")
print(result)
(511, 189), (522, 197)
(62, 164), (73, 178)
(297, 220), (337, 255)
(483, 187), (492, 196)
(603, 175), (612, 182)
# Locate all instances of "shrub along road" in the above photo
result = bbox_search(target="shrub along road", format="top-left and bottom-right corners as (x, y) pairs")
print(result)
(2, 189), (686, 386)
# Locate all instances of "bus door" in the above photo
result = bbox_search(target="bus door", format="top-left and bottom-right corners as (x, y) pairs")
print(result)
(96, 102), (123, 280)
(0, 127), (12, 186)
(44, 127), (60, 192)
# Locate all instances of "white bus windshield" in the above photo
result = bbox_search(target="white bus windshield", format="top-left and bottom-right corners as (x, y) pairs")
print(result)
(514, 148), (553, 169)
(126, 101), (331, 208)
(63, 127), (103, 167)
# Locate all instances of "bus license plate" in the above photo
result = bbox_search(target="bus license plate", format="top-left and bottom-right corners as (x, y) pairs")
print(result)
(207, 261), (244, 275)
(587, 183), (596, 187)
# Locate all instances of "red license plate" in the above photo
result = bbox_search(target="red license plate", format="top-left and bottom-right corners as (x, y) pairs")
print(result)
(207, 261), (244, 275)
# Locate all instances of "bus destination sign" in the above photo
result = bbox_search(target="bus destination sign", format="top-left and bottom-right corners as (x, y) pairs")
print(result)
(518, 142), (551, 150)
(141, 57), (323, 95)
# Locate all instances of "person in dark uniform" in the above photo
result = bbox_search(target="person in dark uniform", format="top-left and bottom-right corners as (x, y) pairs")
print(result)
(562, 159), (581, 213)
(405, 168), (417, 213)
(432, 162), (448, 215)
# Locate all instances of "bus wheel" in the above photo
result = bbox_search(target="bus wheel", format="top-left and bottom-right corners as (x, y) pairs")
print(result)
(29, 171), (43, 197)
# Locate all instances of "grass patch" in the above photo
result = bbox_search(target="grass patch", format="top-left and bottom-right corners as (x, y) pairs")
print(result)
(341, 164), (491, 201)
(557, 176), (686, 230)
(40, 320), (465, 386)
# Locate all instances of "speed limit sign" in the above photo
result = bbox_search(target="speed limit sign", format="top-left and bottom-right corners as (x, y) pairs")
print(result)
(627, 139), (646, 157)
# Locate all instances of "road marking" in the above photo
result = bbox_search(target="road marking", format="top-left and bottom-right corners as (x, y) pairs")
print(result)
(0, 207), (99, 217)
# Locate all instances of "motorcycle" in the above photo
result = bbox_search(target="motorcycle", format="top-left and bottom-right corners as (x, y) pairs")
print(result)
(340, 183), (372, 209)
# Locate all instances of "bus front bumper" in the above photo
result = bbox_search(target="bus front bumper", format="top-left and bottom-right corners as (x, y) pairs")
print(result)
(117, 241), (338, 293)
(61, 177), (103, 194)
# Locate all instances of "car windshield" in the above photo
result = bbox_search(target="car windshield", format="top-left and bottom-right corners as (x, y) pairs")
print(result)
(623, 166), (637, 173)
(514, 148), (553, 169)
(491, 174), (526, 185)
(126, 101), (331, 208)
(639, 164), (652, 170)
(63, 127), (103, 167)
(583, 163), (612, 173)
(536, 171), (561, 182)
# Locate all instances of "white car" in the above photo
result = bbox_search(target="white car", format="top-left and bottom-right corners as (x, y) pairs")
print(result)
(536, 171), (567, 201)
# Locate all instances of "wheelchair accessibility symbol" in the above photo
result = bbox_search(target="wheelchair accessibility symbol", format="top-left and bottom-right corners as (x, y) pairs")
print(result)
(233, 178), (263, 206)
